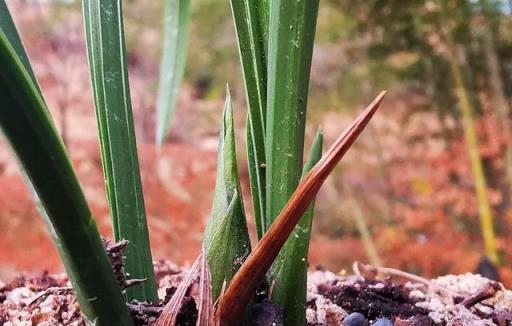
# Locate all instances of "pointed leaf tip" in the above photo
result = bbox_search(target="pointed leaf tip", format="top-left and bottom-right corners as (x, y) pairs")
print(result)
(203, 91), (251, 300)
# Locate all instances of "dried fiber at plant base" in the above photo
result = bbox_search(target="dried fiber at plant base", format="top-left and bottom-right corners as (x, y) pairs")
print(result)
(1, 262), (512, 326)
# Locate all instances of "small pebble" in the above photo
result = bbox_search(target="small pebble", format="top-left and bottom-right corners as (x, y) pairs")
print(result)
(342, 312), (369, 326)
(371, 318), (393, 326)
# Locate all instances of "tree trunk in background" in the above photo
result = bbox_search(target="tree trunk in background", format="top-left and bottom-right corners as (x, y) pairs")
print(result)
(479, 1), (512, 188)
(448, 45), (499, 264)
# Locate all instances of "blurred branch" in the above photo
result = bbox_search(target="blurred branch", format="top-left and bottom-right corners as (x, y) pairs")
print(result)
(447, 43), (499, 265)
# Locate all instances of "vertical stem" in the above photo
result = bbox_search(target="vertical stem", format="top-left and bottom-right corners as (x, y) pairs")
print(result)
(448, 45), (499, 264)
(349, 197), (382, 267)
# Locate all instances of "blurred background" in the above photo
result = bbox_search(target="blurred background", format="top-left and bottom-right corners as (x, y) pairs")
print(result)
(1, 0), (512, 286)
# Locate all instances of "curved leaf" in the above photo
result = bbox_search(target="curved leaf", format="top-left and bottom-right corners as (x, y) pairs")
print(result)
(0, 27), (132, 326)
(0, 1), (39, 91)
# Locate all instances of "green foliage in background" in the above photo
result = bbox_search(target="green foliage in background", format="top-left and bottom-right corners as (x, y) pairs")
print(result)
(156, 0), (191, 145)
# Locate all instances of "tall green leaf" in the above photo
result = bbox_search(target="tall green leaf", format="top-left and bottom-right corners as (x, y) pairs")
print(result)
(264, 0), (320, 322)
(0, 28), (133, 326)
(271, 128), (322, 325)
(82, 0), (157, 301)
(155, 0), (191, 145)
(265, 0), (320, 231)
(203, 89), (251, 299)
(230, 0), (267, 239)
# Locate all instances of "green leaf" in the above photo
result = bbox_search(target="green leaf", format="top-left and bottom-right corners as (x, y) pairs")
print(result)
(155, 0), (191, 145)
(256, 0), (269, 55)
(82, 0), (157, 302)
(265, 0), (320, 230)
(270, 128), (323, 325)
(203, 89), (251, 299)
(230, 0), (267, 239)
(264, 0), (320, 321)
(0, 27), (133, 326)
(207, 190), (251, 299)
(0, 1), (41, 94)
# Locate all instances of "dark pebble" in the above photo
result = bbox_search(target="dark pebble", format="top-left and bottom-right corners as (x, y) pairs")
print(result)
(342, 312), (369, 326)
(372, 318), (393, 326)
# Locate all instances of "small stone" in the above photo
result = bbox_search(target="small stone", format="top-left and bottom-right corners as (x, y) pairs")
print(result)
(371, 318), (393, 326)
(342, 312), (369, 326)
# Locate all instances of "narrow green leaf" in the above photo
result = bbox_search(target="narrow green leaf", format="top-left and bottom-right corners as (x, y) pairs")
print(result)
(155, 0), (191, 145)
(265, 0), (320, 230)
(230, 0), (267, 239)
(203, 89), (251, 299)
(271, 128), (323, 325)
(246, 123), (265, 239)
(0, 1), (41, 93)
(256, 0), (269, 55)
(265, 0), (320, 322)
(82, 0), (157, 302)
(0, 28), (133, 326)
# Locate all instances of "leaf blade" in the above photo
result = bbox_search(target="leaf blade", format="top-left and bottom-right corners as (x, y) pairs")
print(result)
(156, 0), (191, 145)
(0, 26), (133, 326)
(265, 0), (320, 231)
(82, 0), (157, 301)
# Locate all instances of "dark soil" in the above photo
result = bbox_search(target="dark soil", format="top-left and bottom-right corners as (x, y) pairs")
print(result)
(1, 259), (511, 325)
(317, 278), (431, 323)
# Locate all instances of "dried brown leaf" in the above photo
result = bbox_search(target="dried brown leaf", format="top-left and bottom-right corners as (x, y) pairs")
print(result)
(156, 252), (202, 326)
(156, 248), (214, 326)
(196, 247), (214, 326)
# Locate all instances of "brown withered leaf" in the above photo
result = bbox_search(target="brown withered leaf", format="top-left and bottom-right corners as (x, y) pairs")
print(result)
(156, 248), (214, 326)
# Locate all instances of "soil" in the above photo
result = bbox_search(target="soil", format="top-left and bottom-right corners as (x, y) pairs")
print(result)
(1, 261), (511, 326)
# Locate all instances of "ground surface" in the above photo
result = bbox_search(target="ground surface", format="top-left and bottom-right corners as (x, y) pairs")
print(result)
(1, 261), (511, 325)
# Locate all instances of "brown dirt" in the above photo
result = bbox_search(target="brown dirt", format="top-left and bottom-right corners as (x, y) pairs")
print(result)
(1, 261), (511, 325)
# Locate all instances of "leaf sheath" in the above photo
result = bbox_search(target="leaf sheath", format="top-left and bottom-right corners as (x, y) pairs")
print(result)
(203, 90), (251, 299)
(270, 129), (323, 325)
